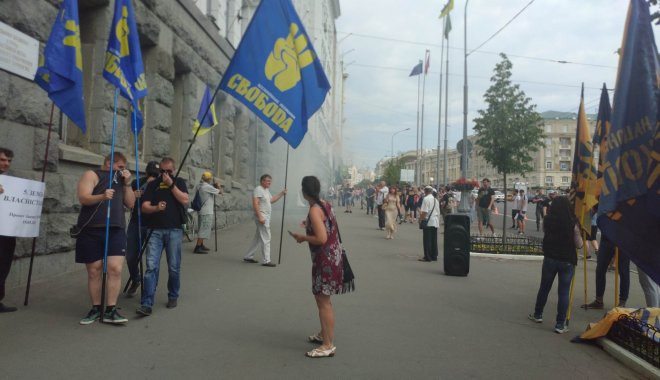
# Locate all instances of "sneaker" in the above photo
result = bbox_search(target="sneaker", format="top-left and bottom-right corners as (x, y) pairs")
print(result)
(554, 323), (569, 334)
(618, 300), (626, 308)
(125, 280), (140, 298)
(243, 258), (258, 263)
(103, 307), (128, 324)
(80, 307), (102, 325)
(262, 262), (276, 267)
(193, 245), (208, 254)
(580, 299), (604, 309)
(200, 245), (211, 252)
(136, 305), (152, 316)
(528, 313), (543, 323)
(166, 299), (178, 309)
(0, 302), (18, 313)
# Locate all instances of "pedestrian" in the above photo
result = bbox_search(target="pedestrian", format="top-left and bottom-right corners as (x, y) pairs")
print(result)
(637, 267), (660, 307)
(541, 190), (557, 217)
(517, 189), (528, 235)
(405, 188), (416, 223)
(476, 178), (496, 236)
(531, 189), (547, 232)
(0, 147), (18, 313)
(123, 160), (160, 297)
(529, 196), (583, 334)
(440, 186), (451, 223)
(344, 186), (352, 213)
(511, 189), (520, 229)
(383, 187), (401, 239)
(366, 184), (375, 215)
(194, 171), (223, 254)
(581, 236), (630, 309)
(375, 181), (388, 230)
(289, 176), (347, 358)
(137, 157), (189, 316)
(243, 174), (286, 267)
(418, 186), (440, 262)
(75, 152), (135, 324)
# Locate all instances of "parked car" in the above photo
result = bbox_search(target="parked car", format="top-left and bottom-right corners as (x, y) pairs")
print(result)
(494, 191), (505, 202)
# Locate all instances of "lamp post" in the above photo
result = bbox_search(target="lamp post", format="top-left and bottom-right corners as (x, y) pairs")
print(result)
(462, 0), (469, 179)
(391, 128), (411, 158)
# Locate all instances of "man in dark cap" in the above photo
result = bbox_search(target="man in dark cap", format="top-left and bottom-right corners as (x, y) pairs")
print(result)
(123, 161), (160, 297)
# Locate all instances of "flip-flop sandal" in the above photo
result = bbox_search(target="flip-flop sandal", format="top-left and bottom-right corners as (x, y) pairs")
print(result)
(307, 332), (323, 343)
(306, 346), (336, 358)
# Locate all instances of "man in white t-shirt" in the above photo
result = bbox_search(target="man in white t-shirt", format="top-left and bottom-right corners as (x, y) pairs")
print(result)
(375, 181), (388, 230)
(419, 186), (440, 262)
(243, 174), (286, 267)
(516, 189), (528, 235)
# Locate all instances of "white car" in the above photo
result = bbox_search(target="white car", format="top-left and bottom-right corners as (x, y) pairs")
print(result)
(494, 191), (505, 202)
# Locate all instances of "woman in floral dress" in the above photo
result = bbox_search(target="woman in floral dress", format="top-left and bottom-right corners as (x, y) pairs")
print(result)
(290, 176), (344, 358)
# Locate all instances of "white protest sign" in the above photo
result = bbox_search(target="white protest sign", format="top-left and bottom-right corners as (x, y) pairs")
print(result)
(400, 169), (415, 183)
(0, 175), (46, 237)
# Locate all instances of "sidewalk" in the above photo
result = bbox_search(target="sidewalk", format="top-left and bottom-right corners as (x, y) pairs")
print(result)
(0, 208), (645, 379)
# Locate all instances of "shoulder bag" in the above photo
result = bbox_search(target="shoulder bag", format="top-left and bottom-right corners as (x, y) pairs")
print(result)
(419, 198), (436, 230)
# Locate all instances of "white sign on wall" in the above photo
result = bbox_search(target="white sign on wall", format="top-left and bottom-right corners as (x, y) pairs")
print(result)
(0, 176), (46, 238)
(0, 21), (39, 80)
(400, 169), (415, 183)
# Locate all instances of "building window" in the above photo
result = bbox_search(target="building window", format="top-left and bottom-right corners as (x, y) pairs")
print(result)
(545, 149), (552, 158)
(560, 137), (571, 146)
(559, 149), (571, 158)
(562, 125), (568, 133)
(545, 125), (552, 133)
(546, 161), (552, 169)
(545, 176), (553, 184)
(545, 137), (552, 146)
(562, 176), (570, 183)
(560, 161), (570, 171)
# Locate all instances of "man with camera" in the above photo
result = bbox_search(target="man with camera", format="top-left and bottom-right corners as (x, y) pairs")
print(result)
(123, 161), (160, 297)
(75, 152), (135, 325)
(137, 157), (189, 316)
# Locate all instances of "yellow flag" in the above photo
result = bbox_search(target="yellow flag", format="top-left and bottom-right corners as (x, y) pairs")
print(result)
(439, 0), (454, 18)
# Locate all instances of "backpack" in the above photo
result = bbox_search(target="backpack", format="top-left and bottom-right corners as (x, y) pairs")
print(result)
(191, 189), (203, 211)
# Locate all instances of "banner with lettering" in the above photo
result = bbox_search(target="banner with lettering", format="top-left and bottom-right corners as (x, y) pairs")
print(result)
(0, 176), (46, 237)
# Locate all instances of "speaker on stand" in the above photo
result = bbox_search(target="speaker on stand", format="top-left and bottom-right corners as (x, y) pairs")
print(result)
(444, 213), (470, 276)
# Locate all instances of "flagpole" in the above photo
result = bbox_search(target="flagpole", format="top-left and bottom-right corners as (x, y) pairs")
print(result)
(421, 51), (428, 184)
(214, 194), (218, 252)
(100, 88), (120, 321)
(443, 24), (450, 186)
(614, 247), (619, 306)
(277, 145), (290, 265)
(132, 109), (143, 294)
(415, 63), (421, 185)
(436, 20), (445, 189)
(23, 102), (55, 306)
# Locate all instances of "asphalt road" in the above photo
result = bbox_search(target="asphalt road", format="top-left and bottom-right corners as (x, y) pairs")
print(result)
(0, 206), (643, 379)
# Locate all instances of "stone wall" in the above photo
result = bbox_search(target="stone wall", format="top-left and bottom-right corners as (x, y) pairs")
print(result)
(0, 0), (273, 288)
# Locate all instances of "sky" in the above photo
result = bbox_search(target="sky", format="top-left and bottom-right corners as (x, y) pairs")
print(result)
(335, 0), (651, 170)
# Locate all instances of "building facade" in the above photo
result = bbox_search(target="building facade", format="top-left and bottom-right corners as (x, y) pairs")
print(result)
(0, 0), (342, 287)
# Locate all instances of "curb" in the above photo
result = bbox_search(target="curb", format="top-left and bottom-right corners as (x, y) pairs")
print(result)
(470, 252), (543, 261)
(597, 338), (660, 379)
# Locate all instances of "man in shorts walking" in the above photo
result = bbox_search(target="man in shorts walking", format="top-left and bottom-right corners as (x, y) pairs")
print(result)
(76, 152), (135, 324)
(477, 178), (495, 236)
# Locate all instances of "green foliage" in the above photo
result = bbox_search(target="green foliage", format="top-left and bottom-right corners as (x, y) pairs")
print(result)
(382, 159), (402, 186)
(335, 164), (350, 184)
(473, 53), (545, 177)
(356, 179), (372, 188)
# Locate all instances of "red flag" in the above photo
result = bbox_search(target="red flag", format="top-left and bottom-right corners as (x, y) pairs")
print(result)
(424, 50), (430, 74)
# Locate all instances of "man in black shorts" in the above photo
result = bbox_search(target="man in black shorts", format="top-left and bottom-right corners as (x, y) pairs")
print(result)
(530, 189), (547, 231)
(476, 178), (496, 235)
(75, 152), (135, 325)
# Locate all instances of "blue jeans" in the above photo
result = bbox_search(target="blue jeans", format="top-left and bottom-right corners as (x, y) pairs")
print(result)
(534, 257), (575, 324)
(141, 229), (183, 307)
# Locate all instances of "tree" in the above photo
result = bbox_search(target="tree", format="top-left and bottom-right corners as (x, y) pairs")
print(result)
(473, 53), (544, 240)
(382, 159), (403, 186)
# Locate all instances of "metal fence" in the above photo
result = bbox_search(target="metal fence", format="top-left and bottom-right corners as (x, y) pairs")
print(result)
(607, 314), (660, 368)
(470, 235), (543, 255)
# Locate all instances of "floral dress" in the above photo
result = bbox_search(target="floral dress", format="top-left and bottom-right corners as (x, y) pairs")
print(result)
(306, 201), (344, 295)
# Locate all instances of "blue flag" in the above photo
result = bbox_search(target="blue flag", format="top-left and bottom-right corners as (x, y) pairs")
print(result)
(103, 0), (148, 134)
(597, 0), (660, 283)
(34, 0), (86, 133)
(192, 85), (218, 137)
(218, 0), (330, 148)
(409, 61), (423, 77)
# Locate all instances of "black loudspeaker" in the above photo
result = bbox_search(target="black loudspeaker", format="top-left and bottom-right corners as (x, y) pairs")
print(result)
(444, 214), (470, 276)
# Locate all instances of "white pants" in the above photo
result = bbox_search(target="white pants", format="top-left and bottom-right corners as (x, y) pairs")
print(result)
(638, 267), (660, 307)
(244, 219), (271, 263)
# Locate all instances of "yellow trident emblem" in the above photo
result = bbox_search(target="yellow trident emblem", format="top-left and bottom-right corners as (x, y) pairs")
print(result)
(264, 23), (314, 92)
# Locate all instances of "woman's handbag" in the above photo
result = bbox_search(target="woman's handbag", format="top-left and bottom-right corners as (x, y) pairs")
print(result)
(419, 199), (436, 230)
(319, 202), (355, 293)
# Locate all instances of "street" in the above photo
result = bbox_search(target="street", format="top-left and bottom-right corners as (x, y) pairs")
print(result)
(0, 207), (643, 379)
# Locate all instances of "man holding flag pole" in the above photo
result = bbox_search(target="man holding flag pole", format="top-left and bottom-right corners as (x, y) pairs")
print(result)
(99, 0), (148, 321)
